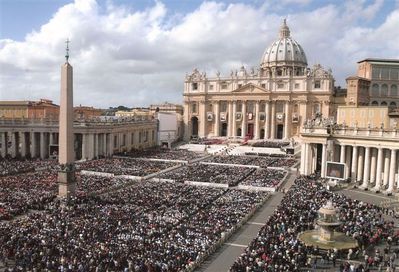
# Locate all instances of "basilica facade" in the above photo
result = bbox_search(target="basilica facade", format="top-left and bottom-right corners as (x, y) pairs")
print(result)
(183, 20), (335, 141)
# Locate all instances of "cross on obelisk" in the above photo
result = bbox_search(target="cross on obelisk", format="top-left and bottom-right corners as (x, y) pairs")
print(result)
(58, 39), (76, 198)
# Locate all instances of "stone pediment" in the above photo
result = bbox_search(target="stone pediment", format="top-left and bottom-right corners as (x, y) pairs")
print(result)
(232, 83), (270, 94)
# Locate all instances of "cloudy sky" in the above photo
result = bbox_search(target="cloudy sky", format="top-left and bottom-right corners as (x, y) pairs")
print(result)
(1, 0), (399, 108)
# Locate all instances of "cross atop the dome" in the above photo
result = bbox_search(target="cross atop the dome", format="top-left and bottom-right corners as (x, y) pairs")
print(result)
(279, 19), (291, 39)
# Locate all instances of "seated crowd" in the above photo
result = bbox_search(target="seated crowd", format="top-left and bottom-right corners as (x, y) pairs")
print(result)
(0, 171), (133, 220)
(0, 181), (269, 271)
(240, 169), (286, 188)
(0, 159), (58, 177)
(251, 141), (290, 148)
(118, 148), (204, 161)
(158, 163), (255, 186)
(230, 176), (395, 272)
(205, 155), (297, 168)
(78, 158), (178, 176)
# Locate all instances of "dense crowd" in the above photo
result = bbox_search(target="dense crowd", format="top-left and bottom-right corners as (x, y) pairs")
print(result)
(0, 182), (269, 271)
(251, 141), (290, 148)
(0, 159), (58, 176)
(205, 155), (297, 168)
(0, 170), (134, 220)
(118, 148), (204, 161)
(230, 176), (395, 271)
(78, 158), (178, 176)
(158, 163), (255, 186)
(240, 169), (286, 188)
(0, 171), (58, 220)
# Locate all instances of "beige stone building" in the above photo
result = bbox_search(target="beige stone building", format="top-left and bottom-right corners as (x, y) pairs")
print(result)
(183, 20), (335, 141)
(300, 58), (399, 194)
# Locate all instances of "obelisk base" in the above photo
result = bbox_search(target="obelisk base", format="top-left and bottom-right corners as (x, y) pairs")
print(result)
(58, 165), (76, 198)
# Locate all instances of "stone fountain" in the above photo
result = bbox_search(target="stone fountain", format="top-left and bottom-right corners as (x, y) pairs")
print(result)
(298, 201), (358, 250)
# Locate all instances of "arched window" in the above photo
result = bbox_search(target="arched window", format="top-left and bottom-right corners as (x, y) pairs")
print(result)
(371, 101), (379, 106)
(381, 101), (388, 106)
(371, 84), (379, 96)
(391, 85), (398, 97)
(389, 101), (397, 108)
(381, 84), (388, 96)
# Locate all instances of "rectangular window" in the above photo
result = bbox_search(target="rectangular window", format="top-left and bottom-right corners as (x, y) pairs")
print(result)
(261, 83), (266, 89)
(209, 84), (214, 90)
(277, 83), (284, 89)
(372, 68), (380, 79)
(139, 132), (142, 143)
(152, 130), (155, 141)
(192, 82), (198, 90)
(314, 80), (321, 89)
(238, 84), (242, 88)
(122, 134), (126, 146)
(381, 68), (389, 79)
(221, 83), (228, 89)
(131, 133), (134, 144)
(145, 131), (148, 142)
(221, 101), (227, 112)
(192, 103), (197, 113)
(294, 83), (300, 89)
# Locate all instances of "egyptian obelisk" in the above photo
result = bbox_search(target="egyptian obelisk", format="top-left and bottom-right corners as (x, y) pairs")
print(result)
(58, 39), (76, 198)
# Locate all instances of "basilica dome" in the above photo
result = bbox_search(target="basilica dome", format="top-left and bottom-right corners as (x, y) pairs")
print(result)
(260, 20), (307, 70)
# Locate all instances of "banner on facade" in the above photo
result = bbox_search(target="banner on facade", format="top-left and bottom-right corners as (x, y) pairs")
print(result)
(207, 112), (213, 121)
(259, 112), (266, 121)
(235, 112), (242, 121)
(220, 112), (226, 122)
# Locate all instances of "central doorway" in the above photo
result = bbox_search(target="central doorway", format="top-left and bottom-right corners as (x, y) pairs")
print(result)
(276, 124), (284, 139)
(221, 123), (228, 136)
(247, 123), (254, 139)
(191, 117), (198, 137)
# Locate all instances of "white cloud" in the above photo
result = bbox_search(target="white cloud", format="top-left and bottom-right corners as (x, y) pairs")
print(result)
(0, 0), (398, 107)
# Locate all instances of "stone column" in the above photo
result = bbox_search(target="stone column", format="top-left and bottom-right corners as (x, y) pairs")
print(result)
(30, 132), (36, 158)
(254, 100), (260, 139)
(351, 146), (358, 182)
(81, 134), (88, 160)
(108, 133), (114, 156)
(270, 101), (276, 140)
(383, 150), (390, 187)
(374, 148), (383, 191)
(241, 101), (247, 137)
(361, 147), (371, 189)
(10, 132), (16, 158)
(387, 149), (397, 194)
(40, 132), (46, 159)
(357, 147), (364, 182)
(214, 101), (220, 137)
(370, 148), (377, 184)
(304, 143), (310, 175)
(345, 146), (352, 179)
(232, 101), (237, 137)
(20, 132), (27, 158)
(284, 101), (290, 139)
(340, 144), (346, 163)
(227, 101), (233, 137)
(94, 134), (99, 158)
(199, 101), (206, 138)
(0, 132), (6, 158)
(300, 143), (306, 174)
(264, 101), (270, 139)
(49, 133), (54, 145)
(321, 143), (327, 178)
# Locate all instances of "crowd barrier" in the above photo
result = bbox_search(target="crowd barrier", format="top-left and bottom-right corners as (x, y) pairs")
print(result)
(189, 155), (212, 164)
(145, 164), (183, 180)
(199, 161), (260, 169)
(184, 180), (229, 189)
(80, 170), (114, 178)
(236, 185), (276, 192)
(149, 178), (175, 183)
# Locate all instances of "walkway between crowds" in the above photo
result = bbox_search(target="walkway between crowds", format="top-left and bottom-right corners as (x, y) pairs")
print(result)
(196, 171), (297, 272)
